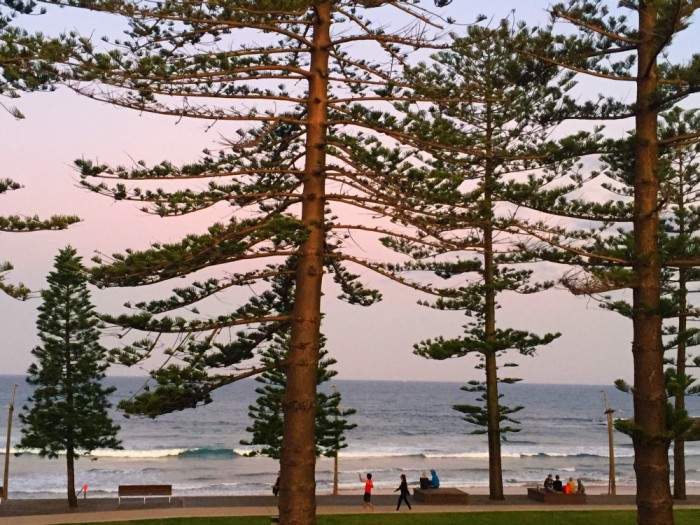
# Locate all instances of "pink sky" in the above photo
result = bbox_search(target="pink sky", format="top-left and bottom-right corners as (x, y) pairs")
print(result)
(2, 1), (696, 384)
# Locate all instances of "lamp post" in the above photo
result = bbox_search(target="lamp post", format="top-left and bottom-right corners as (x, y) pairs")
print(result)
(600, 390), (616, 496)
(332, 385), (339, 496)
(3, 383), (18, 501)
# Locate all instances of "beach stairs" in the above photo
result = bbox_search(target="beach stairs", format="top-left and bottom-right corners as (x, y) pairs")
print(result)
(412, 488), (469, 505)
(527, 487), (586, 504)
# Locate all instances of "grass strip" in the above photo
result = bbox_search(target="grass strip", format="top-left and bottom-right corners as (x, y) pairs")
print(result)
(68, 509), (700, 525)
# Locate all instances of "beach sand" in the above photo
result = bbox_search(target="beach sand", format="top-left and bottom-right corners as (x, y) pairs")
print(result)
(1, 485), (700, 525)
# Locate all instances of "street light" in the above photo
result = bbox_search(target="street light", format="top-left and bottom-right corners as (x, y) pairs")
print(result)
(332, 385), (339, 496)
(600, 390), (616, 496)
(3, 383), (18, 501)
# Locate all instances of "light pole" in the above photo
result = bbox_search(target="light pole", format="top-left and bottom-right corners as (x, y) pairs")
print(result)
(3, 383), (18, 501)
(601, 390), (616, 496)
(332, 385), (339, 496)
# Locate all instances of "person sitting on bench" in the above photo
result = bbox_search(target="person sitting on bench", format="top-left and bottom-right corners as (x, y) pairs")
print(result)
(419, 472), (430, 489)
(429, 469), (440, 489)
(553, 475), (563, 492)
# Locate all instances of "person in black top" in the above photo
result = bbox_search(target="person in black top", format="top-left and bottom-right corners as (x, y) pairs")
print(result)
(272, 472), (280, 496)
(395, 474), (412, 510)
(553, 475), (563, 492)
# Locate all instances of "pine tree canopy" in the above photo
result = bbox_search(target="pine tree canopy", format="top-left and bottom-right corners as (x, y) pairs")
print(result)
(18, 246), (121, 459)
(241, 339), (356, 459)
(1, 2), (80, 297)
(16, 0), (465, 415)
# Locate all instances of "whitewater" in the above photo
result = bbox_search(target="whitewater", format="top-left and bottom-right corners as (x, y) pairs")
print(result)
(1, 376), (699, 498)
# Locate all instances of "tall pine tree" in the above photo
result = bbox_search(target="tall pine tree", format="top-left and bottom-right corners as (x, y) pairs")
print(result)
(388, 19), (583, 500)
(14, 2), (453, 523)
(516, 2), (700, 522)
(597, 107), (700, 500)
(18, 246), (121, 508)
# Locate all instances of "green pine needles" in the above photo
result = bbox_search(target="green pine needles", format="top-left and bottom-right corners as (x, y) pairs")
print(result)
(18, 246), (121, 508)
(241, 339), (356, 460)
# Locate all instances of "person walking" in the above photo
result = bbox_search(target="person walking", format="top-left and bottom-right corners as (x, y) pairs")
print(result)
(359, 472), (375, 511)
(395, 474), (412, 510)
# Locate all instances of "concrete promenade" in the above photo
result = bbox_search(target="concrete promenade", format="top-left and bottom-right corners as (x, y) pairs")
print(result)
(1, 493), (700, 525)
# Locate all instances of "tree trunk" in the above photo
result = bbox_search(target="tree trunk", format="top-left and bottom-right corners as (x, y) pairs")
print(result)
(632, 4), (673, 524)
(279, 3), (331, 525)
(484, 350), (503, 500)
(66, 451), (77, 508)
(673, 265), (687, 500)
(483, 119), (504, 500)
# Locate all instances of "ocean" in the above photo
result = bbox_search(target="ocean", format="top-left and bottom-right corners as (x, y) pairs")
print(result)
(1, 375), (699, 499)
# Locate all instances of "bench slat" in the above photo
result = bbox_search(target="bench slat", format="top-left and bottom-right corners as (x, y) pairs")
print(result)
(118, 484), (172, 505)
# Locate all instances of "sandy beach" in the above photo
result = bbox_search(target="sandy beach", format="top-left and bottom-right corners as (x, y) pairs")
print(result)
(1, 486), (700, 525)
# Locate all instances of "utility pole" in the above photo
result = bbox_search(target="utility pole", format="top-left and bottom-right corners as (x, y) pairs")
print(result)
(3, 384), (18, 501)
(332, 385), (339, 496)
(601, 390), (616, 496)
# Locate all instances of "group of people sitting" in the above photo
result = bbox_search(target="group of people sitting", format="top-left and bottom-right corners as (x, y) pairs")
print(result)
(543, 474), (585, 494)
(419, 469), (440, 489)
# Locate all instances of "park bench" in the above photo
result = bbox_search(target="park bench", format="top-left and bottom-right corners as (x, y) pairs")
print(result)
(118, 484), (173, 504)
(413, 487), (469, 504)
(527, 487), (586, 504)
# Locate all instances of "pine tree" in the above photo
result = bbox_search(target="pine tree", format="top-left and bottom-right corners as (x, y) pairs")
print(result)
(515, 2), (700, 523)
(241, 338), (356, 461)
(388, 19), (581, 500)
(601, 107), (700, 500)
(659, 108), (700, 499)
(14, 2), (452, 523)
(17, 246), (121, 508)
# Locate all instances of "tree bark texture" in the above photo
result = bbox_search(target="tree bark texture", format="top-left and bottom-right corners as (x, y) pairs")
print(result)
(483, 136), (504, 500)
(279, 3), (331, 525)
(632, 3), (673, 524)
(674, 267), (687, 500)
(66, 453), (77, 508)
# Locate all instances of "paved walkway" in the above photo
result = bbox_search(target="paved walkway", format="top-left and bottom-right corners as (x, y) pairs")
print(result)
(1, 494), (699, 524)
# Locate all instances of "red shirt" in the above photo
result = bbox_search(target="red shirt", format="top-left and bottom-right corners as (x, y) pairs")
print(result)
(365, 479), (373, 494)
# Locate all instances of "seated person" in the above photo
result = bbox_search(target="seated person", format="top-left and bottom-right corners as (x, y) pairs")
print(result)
(566, 477), (577, 494)
(553, 475), (563, 492)
(543, 474), (554, 492)
(429, 469), (440, 489)
(272, 472), (280, 496)
(419, 471), (430, 489)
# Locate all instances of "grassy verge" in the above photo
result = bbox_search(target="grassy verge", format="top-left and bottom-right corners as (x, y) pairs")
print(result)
(68, 509), (700, 525)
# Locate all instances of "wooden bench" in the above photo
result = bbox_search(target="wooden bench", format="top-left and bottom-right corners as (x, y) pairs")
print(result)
(413, 487), (469, 504)
(118, 484), (172, 504)
(527, 487), (586, 504)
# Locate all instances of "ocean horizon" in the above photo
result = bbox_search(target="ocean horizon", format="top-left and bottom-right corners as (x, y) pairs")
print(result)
(1, 375), (699, 498)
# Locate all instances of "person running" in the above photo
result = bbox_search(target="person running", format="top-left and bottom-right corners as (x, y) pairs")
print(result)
(395, 474), (412, 511)
(359, 472), (374, 511)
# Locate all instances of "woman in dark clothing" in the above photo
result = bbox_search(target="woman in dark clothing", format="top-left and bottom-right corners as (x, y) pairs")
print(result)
(395, 474), (412, 510)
